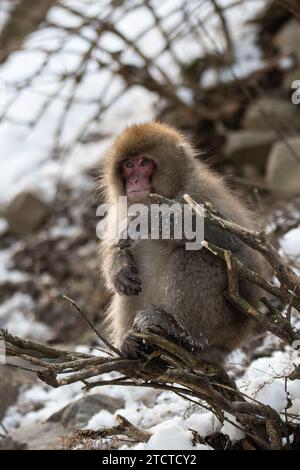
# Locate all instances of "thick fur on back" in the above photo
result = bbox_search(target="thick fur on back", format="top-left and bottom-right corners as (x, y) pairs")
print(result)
(99, 122), (263, 357)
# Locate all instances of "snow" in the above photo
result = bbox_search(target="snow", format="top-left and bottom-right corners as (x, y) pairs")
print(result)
(281, 227), (300, 258)
(117, 7), (154, 41)
(201, 0), (266, 88)
(47, 5), (84, 29)
(0, 248), (28, 283)
(236, 348), (300, 423)
(87, 410), (115, 430)
(48, 217), (82, 239)
(2, 381), (83, 431)
(0, 293), (52, 341)
(221, 414), (245, 442)
(142, 420), (211, 450)
(247, 378), (287, 413)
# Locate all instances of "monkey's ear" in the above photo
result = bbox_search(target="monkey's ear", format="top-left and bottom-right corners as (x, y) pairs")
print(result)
(175, 141), (191, 160)
(175, 142), (193, 162)
(176, 142), (186, 151)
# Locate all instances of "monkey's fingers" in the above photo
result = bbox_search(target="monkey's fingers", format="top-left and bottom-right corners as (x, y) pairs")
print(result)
(118, 282), (142, 296)
(115, 270), (142, 296)
(121, 267), (141, 283)
(128, 264), (139, 274)
(117, 284), (142, 296)
(120, 332), (144, 359)
(126, 272), (141, 284)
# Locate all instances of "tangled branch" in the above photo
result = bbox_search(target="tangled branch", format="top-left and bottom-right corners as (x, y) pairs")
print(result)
(1, 328), (296, 450)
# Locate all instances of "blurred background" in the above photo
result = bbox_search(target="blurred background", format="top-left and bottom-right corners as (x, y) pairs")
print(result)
(0, 0), (300, 449)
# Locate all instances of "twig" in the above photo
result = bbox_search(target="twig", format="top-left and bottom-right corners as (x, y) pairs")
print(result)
(286, 286), (297, 324)
(62, 295), (121, 357)
(0, 422), (8, 435)
(77, 414), (151, 443)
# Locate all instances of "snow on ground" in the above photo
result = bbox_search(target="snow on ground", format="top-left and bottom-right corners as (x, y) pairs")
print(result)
(2, 340), (299, 449)
(2, 381), (84, 432)
(136, 420), (212, 450)
(0, 293), (53, 341)
(0, 246), (28, 283)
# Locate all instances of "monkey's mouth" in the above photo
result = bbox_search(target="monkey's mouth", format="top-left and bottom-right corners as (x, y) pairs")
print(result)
(127, 188), (151, 202)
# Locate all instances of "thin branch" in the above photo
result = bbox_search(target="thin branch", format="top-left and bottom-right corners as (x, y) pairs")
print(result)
(62, 295), (121, 357)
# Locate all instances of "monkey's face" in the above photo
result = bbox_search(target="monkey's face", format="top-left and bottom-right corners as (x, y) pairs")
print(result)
(122, 155), (156, 203)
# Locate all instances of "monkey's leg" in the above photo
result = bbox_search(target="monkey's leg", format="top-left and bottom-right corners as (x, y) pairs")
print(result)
(120, 306), (201, 358)
(120, 307), (227, 364)
(133, 307), (190, 341)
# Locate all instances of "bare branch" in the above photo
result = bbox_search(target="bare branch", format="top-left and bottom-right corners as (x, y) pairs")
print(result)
(2, 327), (296, 449)
(62, 295), (121, 357)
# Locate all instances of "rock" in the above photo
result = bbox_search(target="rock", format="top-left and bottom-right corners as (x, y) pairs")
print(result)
(2, 393), (124, 449)
(242, 96), (300, 132)
(266, 137), (300, 193)
(224, 130), (277, 171)
(4, 192), (50, 236)
(48, 394), (124, 431)
(1, 422), (68, 450)
(274, 19), (300, 54)
(0, 365), (35, 421)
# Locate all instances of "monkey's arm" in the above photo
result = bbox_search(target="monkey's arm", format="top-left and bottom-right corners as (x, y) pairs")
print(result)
(204, 221), (241, 252)
(102, 242), (142, 296)
(145, 193), (242, 253)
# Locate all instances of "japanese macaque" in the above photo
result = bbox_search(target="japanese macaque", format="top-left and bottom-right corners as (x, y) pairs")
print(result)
(99, 122), (263, 364)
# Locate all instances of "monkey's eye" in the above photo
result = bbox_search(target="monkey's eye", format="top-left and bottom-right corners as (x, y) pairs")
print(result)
(141, 158), (151, 166)
(124, 160), (134, 168)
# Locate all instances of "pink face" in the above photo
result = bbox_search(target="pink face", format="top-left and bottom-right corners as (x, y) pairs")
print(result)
(122, 155), (155, 202)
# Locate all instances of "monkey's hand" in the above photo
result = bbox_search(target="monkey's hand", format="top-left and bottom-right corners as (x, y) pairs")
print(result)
(112, 248), (142, 296)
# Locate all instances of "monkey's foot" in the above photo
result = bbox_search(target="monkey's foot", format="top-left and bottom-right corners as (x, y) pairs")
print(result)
(132, 306), (211, 354)
(133, 307), (194, 347)
(120, 330), (151, 359)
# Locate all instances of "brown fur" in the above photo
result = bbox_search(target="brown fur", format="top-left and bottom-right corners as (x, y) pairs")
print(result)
(99, 122), (263, 363)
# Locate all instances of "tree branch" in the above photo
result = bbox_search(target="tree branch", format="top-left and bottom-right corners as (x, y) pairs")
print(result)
(1, 328), (296, 449)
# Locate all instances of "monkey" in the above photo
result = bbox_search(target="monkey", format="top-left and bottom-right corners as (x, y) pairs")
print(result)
(99, 122), (264, 365)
